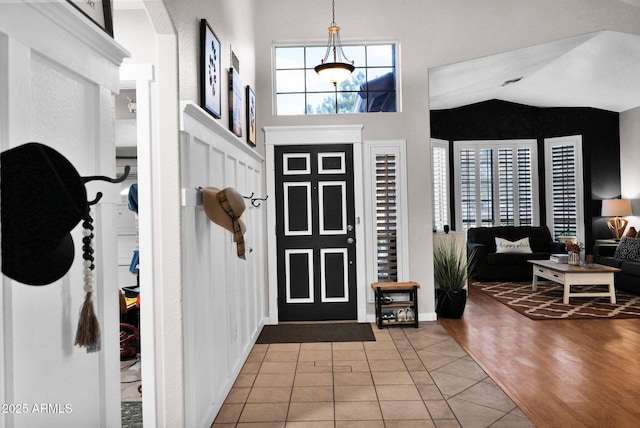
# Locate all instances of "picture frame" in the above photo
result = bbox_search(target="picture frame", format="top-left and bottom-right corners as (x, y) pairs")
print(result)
(228, 67), (242, 137)
(66, 0), (114, 37)
(200, 19), (222, 119)
(246, 86), (256, 147)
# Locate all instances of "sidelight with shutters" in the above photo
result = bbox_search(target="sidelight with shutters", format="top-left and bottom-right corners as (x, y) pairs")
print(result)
(364, 141), (409, 287)
(375, 154), (398, 282)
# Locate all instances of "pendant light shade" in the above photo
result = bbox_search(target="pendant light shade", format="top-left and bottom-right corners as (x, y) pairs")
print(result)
(315, 1), (354, 86)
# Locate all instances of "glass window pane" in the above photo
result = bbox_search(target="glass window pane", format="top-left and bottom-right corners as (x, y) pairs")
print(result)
(365, 91), (396, 112)
(307, 92), (336, 114)
(276, 70), (305, 93)
(306, 70), (336, 92)
(367, 45), (394, 67)
(335, 69), (366, 91)
(276, 47), (305, 69)
(337, 91), (358, 113)
(277, 93), (306, 115)
(342, 45), (366, 66)
(306, 46), (329, 68)
(366, 68), (395, 86)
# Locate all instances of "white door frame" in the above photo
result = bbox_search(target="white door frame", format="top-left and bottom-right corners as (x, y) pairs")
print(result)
(264, 125), (366, 324)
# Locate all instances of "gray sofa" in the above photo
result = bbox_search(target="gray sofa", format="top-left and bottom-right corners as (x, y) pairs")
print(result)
(467, 226), (566, 281)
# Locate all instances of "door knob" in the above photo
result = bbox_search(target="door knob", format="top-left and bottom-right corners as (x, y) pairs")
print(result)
(346, 237), (355, 244)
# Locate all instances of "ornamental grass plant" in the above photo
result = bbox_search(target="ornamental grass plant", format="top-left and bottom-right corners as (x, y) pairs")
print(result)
(433, 239), (476, 297)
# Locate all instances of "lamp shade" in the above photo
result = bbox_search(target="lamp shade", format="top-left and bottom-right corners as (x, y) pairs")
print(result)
(601, 199), (633, 217)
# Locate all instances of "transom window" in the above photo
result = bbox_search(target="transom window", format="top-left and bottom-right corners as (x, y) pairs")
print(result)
(274, 44), (397, 115)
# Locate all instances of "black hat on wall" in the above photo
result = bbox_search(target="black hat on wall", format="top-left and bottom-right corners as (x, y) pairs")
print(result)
(1, 142), (88, 285)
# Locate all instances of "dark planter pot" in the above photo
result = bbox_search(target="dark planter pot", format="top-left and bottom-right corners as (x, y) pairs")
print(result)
(436, 289), (467, 319)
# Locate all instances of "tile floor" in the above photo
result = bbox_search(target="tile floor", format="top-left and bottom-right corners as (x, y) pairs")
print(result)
(213, 322), (534, 427)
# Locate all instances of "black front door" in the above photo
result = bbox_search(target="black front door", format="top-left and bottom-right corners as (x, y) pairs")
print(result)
(275, 144), (357, 321)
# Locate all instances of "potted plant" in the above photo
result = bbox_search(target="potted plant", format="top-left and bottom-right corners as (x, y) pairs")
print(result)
(434, 239), (476, 319)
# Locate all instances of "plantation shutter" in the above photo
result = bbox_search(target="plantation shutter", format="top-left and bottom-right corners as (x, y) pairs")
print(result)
(432, 143), (449, 229)
(550, 144), (578, 238)
(517, 148), (533, 226)
(460, 148), (476, 229)
(375, 154), (398, 282)
(454, 140), (538, 231)
(498, 147), (534, 226)
(498, 148), (514, 225)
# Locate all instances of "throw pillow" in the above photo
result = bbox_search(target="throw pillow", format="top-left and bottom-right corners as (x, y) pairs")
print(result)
(613, 236), (640, 261)
(495, 237), (533, 254)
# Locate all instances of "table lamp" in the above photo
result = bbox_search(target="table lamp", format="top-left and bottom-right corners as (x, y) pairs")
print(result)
(601, 198), (633, 240)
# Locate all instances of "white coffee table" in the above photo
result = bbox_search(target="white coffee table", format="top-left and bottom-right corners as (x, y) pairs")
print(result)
(528, 259), (620, 304)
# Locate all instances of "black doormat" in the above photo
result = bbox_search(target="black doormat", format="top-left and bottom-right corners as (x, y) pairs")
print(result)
(256, 322), (376, 344)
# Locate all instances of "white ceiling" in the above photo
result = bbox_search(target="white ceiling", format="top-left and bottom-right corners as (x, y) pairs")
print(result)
(429, 31), (640, 113)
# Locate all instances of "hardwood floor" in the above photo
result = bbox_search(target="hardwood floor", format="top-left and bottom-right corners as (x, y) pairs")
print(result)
(439, 285), (640, 428)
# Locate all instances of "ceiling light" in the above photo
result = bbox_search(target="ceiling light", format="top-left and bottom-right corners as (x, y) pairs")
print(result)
(314, 0), (354, 86)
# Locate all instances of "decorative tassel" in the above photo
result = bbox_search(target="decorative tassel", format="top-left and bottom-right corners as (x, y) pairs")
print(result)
(75, 212), (101, 353)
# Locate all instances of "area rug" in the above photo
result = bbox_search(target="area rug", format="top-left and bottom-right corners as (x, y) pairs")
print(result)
(256, 322), (376, 344)
(472, 281), (640, 320)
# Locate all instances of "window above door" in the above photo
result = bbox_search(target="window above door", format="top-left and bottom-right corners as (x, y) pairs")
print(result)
(274, 43), (398, 115)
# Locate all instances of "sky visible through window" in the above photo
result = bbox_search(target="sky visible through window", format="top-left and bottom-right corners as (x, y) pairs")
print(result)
(275, 44), (397, 115)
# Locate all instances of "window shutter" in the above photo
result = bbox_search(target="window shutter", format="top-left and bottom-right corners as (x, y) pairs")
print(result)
(517, 148), (533, 226)
(550, 144), (577, 238)
(460, 148), (476, 228)
(453, 141), (537, 231)
(479, 148), (494, 227)
(498, 148), (514, 225)
(432, 145), (448, 229)
(375, 154), (398, 282)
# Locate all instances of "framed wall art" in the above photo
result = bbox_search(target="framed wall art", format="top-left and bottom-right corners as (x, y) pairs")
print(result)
(246, 86), (256, 147)
(229, 67), (242, 137)
(200, 19), (222, 119)
(66, 0), (114, 37)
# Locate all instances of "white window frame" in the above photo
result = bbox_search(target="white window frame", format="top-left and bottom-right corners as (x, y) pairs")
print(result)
(363, 140), (409, 301)
(453, 140), (539, 231)
(431, 138), (450, 231)
(544, 135), (585, 243)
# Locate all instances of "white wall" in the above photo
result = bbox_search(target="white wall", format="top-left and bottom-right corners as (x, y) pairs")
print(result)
(164, 0), (256, 140)
(254, 0), (640, 318)
(0, 2), (128, 427)
(620, 105), (640, 227)
(180, 102), (265, 426)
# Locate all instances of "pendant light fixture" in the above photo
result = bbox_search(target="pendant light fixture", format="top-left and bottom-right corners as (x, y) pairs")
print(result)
(314, 0), (355, 86)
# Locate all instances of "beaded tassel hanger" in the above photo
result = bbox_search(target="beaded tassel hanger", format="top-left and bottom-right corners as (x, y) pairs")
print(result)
(75, 211), (100, 352)
(75, 165), (130, 352)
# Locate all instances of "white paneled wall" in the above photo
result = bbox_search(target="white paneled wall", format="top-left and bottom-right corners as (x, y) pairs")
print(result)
(0, 2), (128, 427)
(179, 102), (265, 427)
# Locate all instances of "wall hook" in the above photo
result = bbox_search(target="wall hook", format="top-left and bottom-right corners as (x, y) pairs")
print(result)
(251, 195), (268, 208)
(83, 165), (131, 206)
(243, 192), (255, 200)
(82, 165), (131, 184)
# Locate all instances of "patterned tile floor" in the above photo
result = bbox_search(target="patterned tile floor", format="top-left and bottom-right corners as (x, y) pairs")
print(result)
(213, 322), (534, 427)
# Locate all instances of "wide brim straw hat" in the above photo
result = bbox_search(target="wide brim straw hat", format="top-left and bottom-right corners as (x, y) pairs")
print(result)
(202, 187), (246, 236)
